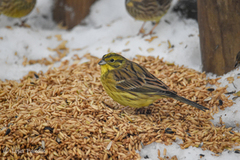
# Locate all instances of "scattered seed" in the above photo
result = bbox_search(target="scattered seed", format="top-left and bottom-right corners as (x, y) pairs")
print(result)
(8, 123), (13, 127)
(0, 53), (236, 159)
(34, 73), (39, 78)
(147, 48), (154, 53)
(167, 40), (172, 49)
(5, 128), (11, 135)
(232, 96), (239, 101)
(204, 97), (212, 102)
(199, 154), (205, 157)
(145, 36), (158, 43)
(207, 88), (215, 92)
(235, 150), (240, 154)
(165, 128), (175, 134)
(163, 148), (167, 156)
(44, 126), (53, 133)
(163, 19), (170, 24)
(234, 91), (240, 97)
(106, 141), (113, 150)
(56, 136), (61, 144)
(225, 91), (236, 95)
(42, 140), (45, 150)
(227, 77), (234, 83)
(122, 49), (130, 52)
(188, 34), (194, 37)
(219, 99), (223, 106)
(144, 155), (149, 159)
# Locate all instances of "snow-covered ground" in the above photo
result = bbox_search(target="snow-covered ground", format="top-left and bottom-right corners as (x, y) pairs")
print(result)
(0, 0), (239, 159)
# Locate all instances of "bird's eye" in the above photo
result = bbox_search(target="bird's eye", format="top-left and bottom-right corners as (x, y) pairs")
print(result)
(110, 59), (115, 62)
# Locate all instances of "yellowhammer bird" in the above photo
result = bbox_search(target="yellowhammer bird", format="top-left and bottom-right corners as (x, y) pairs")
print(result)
(99, 53), (209, 112)
(0, 0), (36, 18)
(125, 0), (172, 36)
(234, 51), (240, 68)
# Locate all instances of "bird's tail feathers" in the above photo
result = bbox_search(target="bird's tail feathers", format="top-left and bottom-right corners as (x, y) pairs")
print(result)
(173, 95), (209, 111)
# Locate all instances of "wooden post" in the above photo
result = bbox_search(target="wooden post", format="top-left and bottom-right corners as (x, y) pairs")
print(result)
(53, 0), (96, 30)
(198, 0), (240, 75)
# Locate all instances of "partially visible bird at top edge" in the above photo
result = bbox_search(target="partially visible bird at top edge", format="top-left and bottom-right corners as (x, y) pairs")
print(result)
(125, 0), (172, 37)
(0, 0), (37, 27)
(173, 0), (198, 21)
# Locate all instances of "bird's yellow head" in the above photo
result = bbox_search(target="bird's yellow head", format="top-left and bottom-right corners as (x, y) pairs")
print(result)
(98, 53), (127, 74)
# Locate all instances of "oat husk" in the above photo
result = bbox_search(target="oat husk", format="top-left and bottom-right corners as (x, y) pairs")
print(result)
(0, 54), (238, 159)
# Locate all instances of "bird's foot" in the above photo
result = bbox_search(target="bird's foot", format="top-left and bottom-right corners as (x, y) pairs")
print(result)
(135, 107), (151, 115)
(137, 28), (146, 36)
(142, 22), (158, 37)
(142, 31), (155, 37)
(121, 106), (130, 111)
(14, 19), (31, 28)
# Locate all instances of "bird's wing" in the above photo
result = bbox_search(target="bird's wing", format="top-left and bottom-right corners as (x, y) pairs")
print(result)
(156, 0), (172, 6)
(0, 0), (10, 12)
(113, 61), (176, 95)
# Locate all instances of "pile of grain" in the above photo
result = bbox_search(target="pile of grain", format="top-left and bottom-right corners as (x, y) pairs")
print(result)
(0, 54), (239, 159)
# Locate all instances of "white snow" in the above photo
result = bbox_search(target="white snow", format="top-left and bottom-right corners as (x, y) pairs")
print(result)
(0, 0), (239, 159)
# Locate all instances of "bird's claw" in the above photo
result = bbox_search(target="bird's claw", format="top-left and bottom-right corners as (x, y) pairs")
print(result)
(135, 108), (151, 114)
(137, 28), (146, 36)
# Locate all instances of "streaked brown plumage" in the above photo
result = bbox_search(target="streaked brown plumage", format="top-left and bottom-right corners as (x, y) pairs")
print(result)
(234, 51), (240, 68)
(125, 0), (172, 36)
(99, 53), (209, 112)
(0, 0), (36, 18)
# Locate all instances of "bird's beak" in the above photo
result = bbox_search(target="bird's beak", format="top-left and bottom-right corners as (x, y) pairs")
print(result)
(98, 59), (107, 65)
